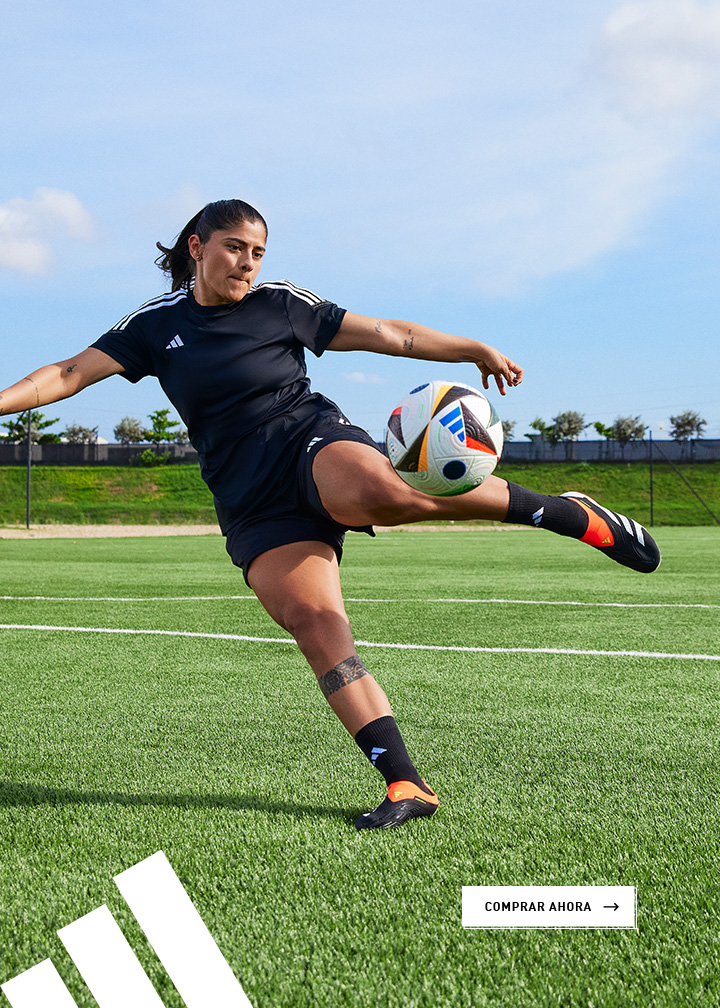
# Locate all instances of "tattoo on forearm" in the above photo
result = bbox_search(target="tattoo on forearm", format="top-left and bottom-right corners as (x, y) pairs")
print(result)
(66, 364), (77, 373)
(22, 377), (40, 407)
(403, 330), (415, 352)
(317, 655), (369, 698)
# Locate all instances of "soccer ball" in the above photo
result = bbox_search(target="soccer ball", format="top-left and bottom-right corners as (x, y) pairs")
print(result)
(385, 380), (503, 495)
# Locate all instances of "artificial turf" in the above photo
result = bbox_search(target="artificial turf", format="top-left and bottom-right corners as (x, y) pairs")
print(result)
(0, 527), (718, 1006)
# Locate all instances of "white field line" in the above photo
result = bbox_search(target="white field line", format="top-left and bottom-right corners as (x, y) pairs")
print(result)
(0, 623), (718, 662)
(0, 595), (718, 610)
(0, 595), (258, 602)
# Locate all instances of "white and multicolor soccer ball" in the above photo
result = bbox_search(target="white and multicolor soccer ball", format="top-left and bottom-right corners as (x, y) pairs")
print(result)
(385, 380), (503, 496)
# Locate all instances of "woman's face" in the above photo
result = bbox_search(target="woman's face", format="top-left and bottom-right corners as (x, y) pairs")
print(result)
(189, 220), (267, 305)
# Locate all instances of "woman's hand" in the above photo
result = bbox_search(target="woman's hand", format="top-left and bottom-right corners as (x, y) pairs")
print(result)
(474, 344), (524, 396)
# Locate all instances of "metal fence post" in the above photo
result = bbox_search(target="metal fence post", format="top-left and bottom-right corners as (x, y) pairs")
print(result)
(26, 409), (32, 529)
(648, 430), (654, 527)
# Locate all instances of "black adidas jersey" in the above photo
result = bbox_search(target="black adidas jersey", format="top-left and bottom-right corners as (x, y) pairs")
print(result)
(92, 282), (347, 518)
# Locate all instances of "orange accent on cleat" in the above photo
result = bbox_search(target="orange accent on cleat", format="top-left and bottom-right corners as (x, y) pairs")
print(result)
(355, 780), (439, 829)
(561, 491), (661, 573)
(573, 498), (615, 549)
(387, 780), (439, 805)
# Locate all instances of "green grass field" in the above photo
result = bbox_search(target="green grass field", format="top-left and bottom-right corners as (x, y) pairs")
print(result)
(0, 460), (719, 525)
(0, 527), (718, 1006)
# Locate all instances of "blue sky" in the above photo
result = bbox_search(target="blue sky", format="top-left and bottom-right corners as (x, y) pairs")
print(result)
(2, 0), (719, 442)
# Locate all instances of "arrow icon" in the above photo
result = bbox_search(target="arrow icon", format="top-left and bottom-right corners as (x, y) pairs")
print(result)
(603, 903), (620, 911)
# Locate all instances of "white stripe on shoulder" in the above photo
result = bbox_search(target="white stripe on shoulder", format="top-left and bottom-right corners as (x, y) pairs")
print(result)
(257, 280), (325, 308)
(112, 290), (188, 331)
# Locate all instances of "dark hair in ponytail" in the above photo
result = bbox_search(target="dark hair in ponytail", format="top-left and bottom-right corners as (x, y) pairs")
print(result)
(155, 199), (268, 291)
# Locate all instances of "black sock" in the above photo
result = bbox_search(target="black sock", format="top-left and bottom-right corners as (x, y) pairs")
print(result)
(506, 482), (589, 539)
(354, 716), (432, 794)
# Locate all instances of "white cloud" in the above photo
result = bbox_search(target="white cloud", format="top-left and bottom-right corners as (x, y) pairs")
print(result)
(599, 0), (720, 115)
(0, 188), (95, 274)
(451, 112), (678, 293)
(3, 3), (718, 296)
(342, 371), (385, 384)
(271, 1), (720, 296)
(419, 0), (720, 293)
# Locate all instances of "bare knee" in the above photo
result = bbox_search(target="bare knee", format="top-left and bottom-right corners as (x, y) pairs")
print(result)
(247, 542), (356, 673)
(277, 597), (341, 642)
(270, 597), (354, 672)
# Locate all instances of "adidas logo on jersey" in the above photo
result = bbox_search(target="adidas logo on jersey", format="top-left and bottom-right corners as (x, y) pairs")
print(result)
(166, 335), (184, 349)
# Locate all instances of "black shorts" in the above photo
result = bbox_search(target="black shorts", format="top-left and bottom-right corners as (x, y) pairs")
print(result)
(224, 410), (381, 583)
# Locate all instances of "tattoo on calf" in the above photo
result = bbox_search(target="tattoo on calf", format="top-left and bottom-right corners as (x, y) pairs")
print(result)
(318, 655), (369, 698)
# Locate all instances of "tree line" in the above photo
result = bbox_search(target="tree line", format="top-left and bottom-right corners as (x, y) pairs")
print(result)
(501, 410), (707, 444)
(0, 410), (189, 445)
(0, 407), (710, 446)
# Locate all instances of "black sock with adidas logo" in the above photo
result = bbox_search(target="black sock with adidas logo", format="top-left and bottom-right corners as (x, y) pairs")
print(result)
(505, 482), (589, 538)
(354, 716), (433, 794)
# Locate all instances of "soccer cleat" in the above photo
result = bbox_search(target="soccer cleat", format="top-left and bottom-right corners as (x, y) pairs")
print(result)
(354, 780), (439, 830)
(561, 492), (661, 573)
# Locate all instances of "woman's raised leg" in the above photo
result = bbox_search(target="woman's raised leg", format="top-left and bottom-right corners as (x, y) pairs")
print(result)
(312, 442), (660, 573)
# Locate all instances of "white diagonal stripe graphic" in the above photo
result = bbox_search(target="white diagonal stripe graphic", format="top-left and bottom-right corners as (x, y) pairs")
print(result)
(114, 850), (253, 1008)
(1, 960), (79, 1008)
(58, 905), (164, 1007)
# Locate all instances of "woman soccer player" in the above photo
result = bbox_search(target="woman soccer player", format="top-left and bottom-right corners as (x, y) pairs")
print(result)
(0, 199), (660, 830)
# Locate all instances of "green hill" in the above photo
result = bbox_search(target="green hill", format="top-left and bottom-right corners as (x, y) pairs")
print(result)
(0, 466), (216, 526)
(0, 462), (718, 526)
(496, 460), (720, 527)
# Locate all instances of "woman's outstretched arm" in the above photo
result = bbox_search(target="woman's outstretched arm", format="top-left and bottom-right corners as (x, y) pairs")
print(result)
(326, 312), (524, 396)
(0, 348), (124, 416)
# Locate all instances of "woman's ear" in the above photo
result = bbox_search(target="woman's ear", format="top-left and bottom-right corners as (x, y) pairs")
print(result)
(188, 234), (202, 261)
